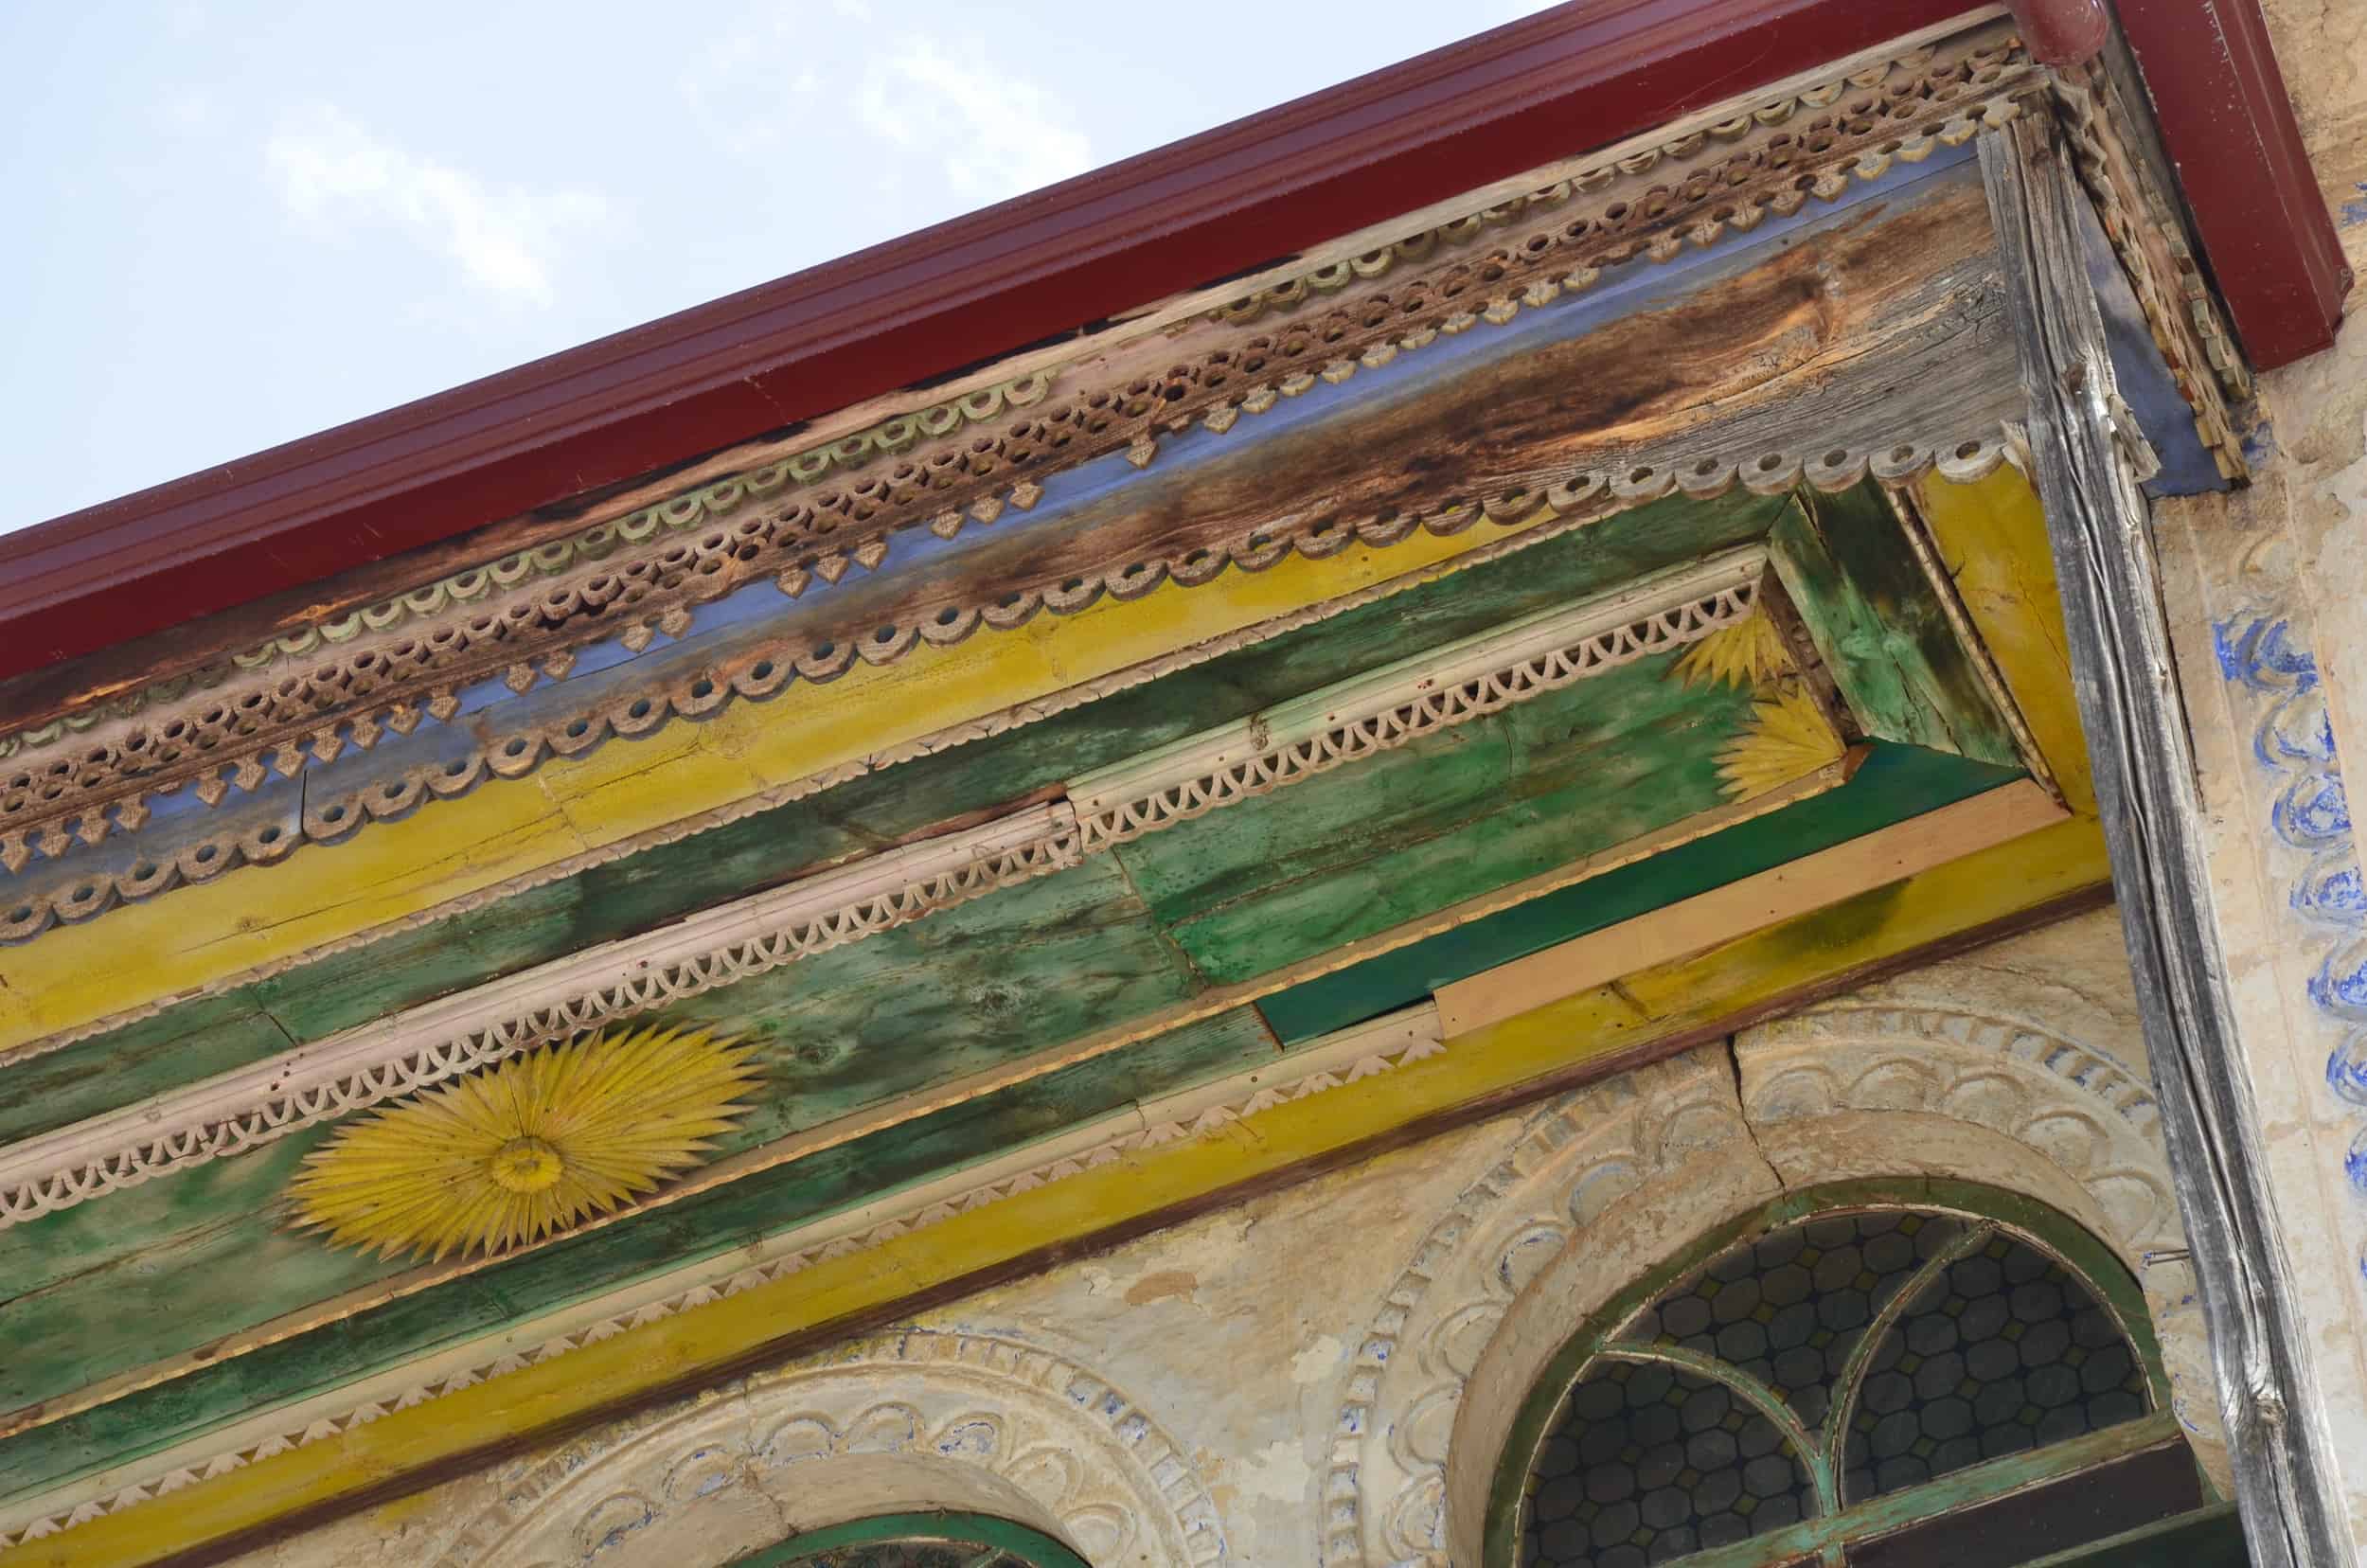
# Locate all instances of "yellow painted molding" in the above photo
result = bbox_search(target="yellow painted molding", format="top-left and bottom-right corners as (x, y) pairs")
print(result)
(0, 807), (2110, 1568)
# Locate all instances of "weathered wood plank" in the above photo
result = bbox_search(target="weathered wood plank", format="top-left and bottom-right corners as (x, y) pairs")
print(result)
(1979, 117), (2345, 1568)
(1433, 776), (2065, 1036)
(1770, 486), (2022, 767)
(1908, 466), (2090, 811)
(1256, 740), (2025, 1042)
(1113, 654), (1759, 982)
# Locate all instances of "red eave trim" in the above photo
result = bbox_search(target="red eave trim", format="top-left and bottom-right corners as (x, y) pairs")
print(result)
(0, 0), (1976, 683)
(2114, 0), (2352, 368)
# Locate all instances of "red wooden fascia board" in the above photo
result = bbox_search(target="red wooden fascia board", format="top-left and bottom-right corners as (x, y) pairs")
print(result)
(2113, 0), (2351, 367)
(0, 0), (1977, 682)
(0, 0), (2346, 685)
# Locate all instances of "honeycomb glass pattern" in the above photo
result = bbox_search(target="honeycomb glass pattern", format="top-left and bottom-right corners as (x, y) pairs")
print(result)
(1840, 1230), (2148, 1502)
(1625, 1212), (1970, 1436)
(1518, 1207), (2157, 1568)
(1522, 1360), (1813, 1566)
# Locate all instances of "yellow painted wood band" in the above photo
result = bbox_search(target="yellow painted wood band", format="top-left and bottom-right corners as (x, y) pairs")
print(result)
(0, 514), (1549, 1054)
(1, 811), (2109, 1568)
(1912, 464), (2091, 811)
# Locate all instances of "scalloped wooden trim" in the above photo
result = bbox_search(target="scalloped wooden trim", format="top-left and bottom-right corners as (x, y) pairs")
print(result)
(0, 426), (2017, 952)
(0, 24), (2035, 822)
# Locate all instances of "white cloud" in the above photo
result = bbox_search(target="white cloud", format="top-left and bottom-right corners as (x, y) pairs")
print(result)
(264, 105), (609, 306)
(857, 40), (1094, 202)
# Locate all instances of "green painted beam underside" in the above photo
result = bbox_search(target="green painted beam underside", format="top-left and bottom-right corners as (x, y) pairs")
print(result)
(0, 655), (1760, 1417)
(0, 1004), (1283, 1506)
(0, 747), (2022, 1508)
(0, 486), (1786, 1147)
(1255, 742), (2025, 1042)
(1113, 650), (1752, 982)
(1770, 482), (2021, 768)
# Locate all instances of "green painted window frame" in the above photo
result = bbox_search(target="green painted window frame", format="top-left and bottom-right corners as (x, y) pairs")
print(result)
(724, 1510), (1093, 1568)
(1483, 1177), (2208, 1568)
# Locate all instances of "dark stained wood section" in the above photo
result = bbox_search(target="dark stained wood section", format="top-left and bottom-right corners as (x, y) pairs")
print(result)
(0, 0), (1987, 681)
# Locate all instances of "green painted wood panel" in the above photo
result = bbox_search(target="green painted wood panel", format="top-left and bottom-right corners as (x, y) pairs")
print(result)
(0, 1006), (1282, 1506)
(1112, 652), (1753, 983)
(1256, 742), (2026, 1042)
(1769, 487), (2021, 767)
(3, 485), (1784, 1143)
(0, 855), (1200, 1425)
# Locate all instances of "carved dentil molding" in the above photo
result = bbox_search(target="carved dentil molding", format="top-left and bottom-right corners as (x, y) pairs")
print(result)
(435, 1330), (1227, 1568)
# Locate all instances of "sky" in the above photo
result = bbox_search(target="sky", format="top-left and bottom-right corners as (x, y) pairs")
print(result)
(0, 0), (1563, 537)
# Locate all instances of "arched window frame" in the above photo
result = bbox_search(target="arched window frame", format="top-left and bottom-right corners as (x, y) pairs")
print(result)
(727, 1509), (1095, 1568)
(1481, 1177), (2200, 1568)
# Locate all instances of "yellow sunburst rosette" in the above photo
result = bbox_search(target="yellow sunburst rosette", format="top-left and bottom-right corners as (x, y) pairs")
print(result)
(1714, 685), (1849, 799)
(1673, 611), (1792, 690)
(288, 1025), (762, 1262)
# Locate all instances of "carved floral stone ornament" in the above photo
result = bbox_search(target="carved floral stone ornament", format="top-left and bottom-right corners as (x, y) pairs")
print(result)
(287, 1025), (760, 1261)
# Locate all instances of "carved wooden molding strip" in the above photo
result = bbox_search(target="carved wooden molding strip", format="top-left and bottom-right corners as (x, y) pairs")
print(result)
(1072, 550), (1764, 848)
(2052, 67), (2250, 476)
(0, 22), (2030, 773)
(0, 26), (2038, 868)
(0, 1009), (1442, 1552)
(0, 29), (2238, 948)
(0, 419), (2002, 949)
(0, 558), (1757, 1227)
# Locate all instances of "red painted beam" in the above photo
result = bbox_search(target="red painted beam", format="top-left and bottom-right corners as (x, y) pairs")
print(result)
(2114, 0), (2351, 368)
(0, 0), (1972, 684)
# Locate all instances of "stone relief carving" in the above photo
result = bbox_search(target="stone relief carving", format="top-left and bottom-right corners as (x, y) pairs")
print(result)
(439, 1329), (1226, 1568)
(2211, 611), (2367, 1251)
(1321, 1050), (1751, 1568)
(1738, 998), (2222, 1465)
(1330, 934), (2221, 1567)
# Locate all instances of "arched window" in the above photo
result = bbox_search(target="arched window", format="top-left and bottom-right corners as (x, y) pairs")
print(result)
(727, 1510), (1093, 1568)
(1486, 1184), (2240, 1567)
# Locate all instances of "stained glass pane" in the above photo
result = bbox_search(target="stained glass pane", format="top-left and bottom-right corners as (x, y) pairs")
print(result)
(1841, 1231), (2149, 1503)
(1522, 1360), (1813, 1566)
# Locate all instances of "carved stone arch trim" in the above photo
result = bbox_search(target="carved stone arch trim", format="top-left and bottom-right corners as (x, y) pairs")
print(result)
(438, 1330), (1228, 1568)
(1326, 975), (2219, 1568)
(1463, 1176), (2180, 1568)
(1317, 1049), (1754, 1568)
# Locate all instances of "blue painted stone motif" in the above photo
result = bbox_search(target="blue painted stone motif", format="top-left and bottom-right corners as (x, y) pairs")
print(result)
(2215, 613), (2367, 1259)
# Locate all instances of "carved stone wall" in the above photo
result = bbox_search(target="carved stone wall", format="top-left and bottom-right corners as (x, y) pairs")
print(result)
(224, 912), (2211, 1568)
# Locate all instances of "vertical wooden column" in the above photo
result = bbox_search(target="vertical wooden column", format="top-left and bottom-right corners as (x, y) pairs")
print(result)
(1979, 115), (2357, 1567)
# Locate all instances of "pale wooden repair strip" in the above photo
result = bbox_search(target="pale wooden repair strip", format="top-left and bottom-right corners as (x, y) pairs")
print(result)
(1434, 776), (2069, 1038)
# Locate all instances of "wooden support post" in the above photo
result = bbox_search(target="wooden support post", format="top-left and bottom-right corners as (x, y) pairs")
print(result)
(1979, 116), (2356, 1568)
